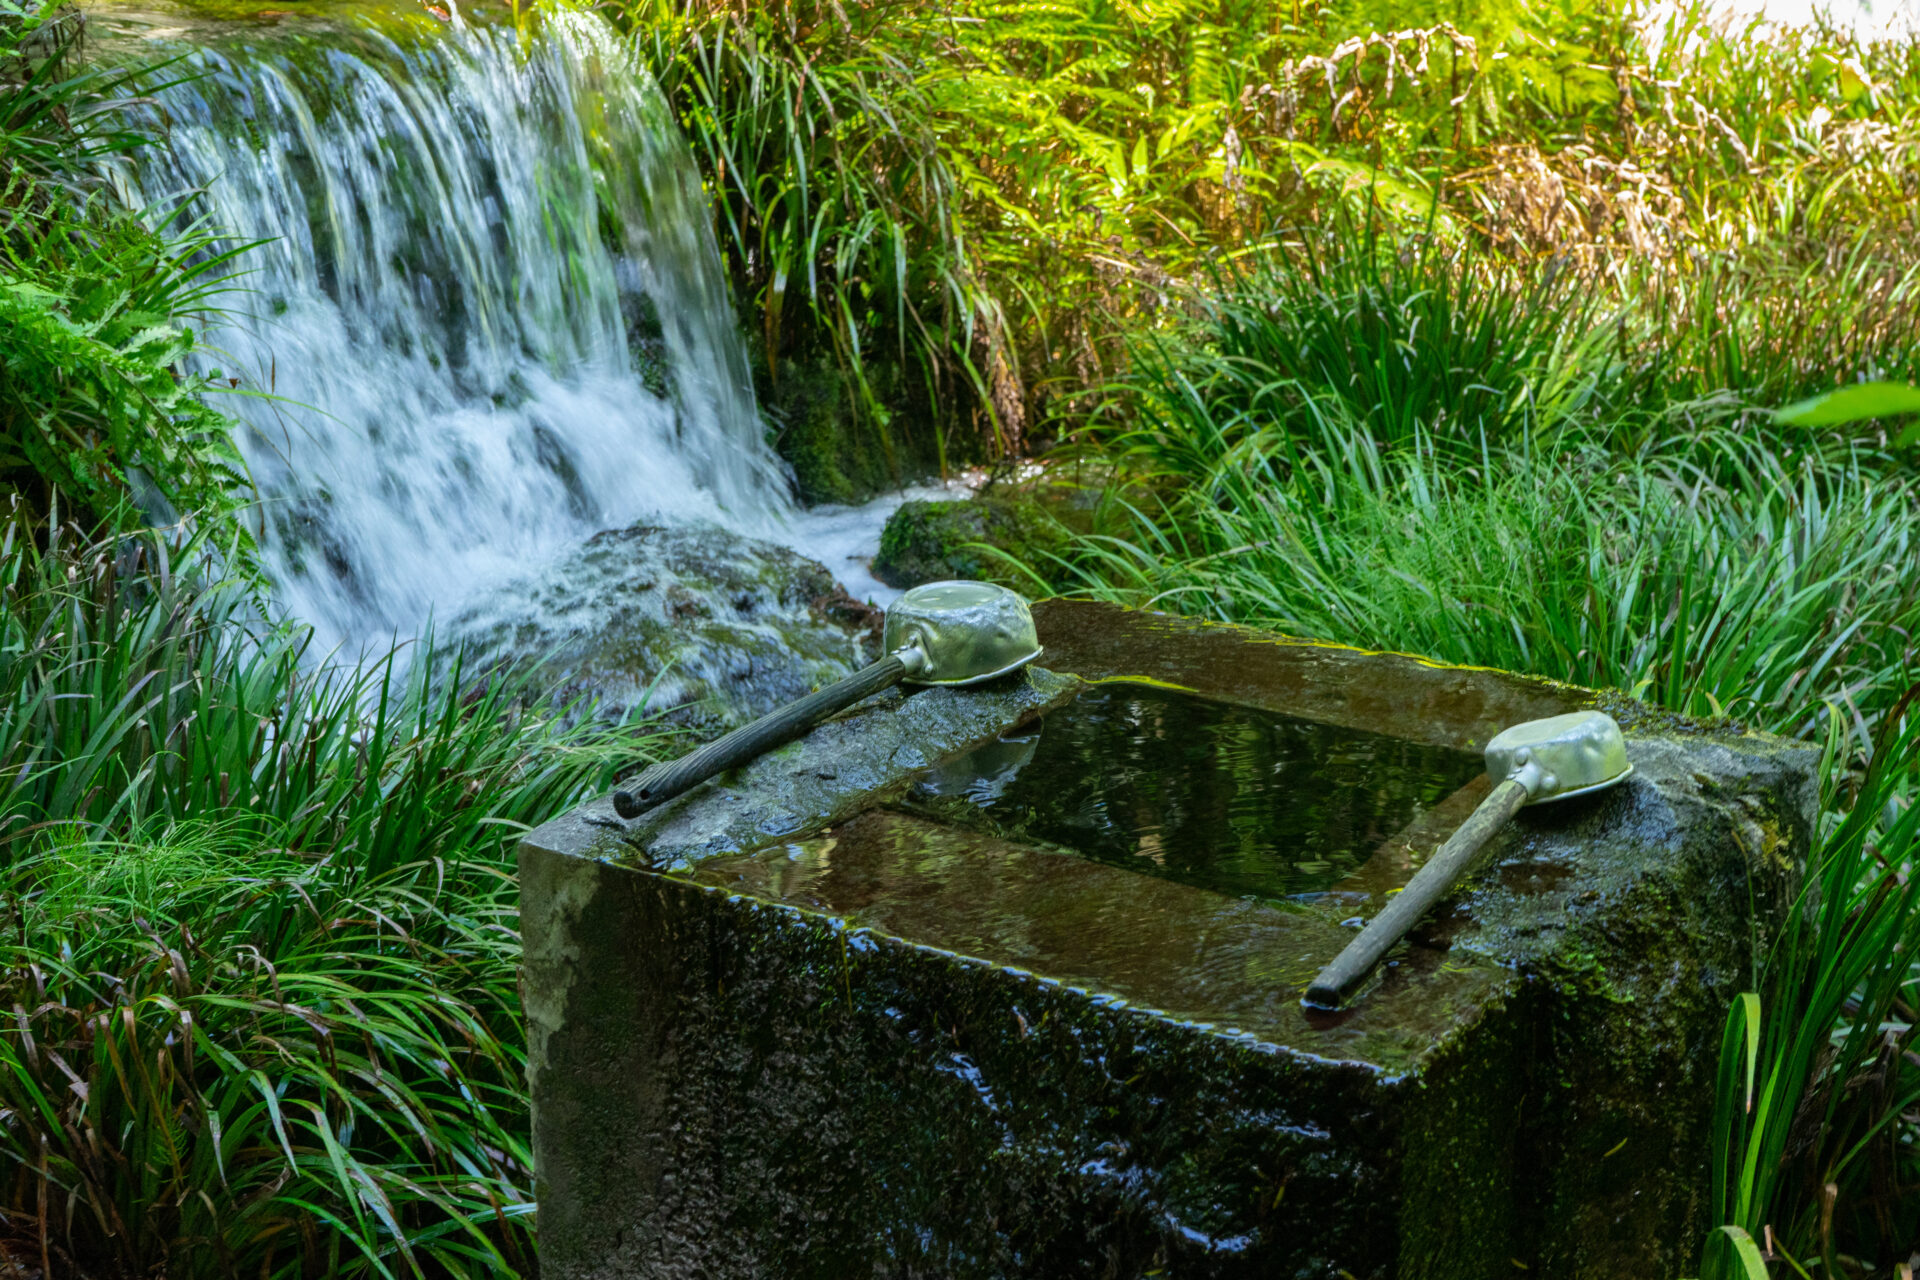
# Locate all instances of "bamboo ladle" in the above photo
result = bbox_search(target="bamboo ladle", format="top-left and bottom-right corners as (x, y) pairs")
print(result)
(1303, 710), (1632, 1011)
(613, 580), (1042, 819)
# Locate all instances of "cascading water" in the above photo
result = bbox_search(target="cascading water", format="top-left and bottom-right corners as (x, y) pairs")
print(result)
(127, 6), (801, 655)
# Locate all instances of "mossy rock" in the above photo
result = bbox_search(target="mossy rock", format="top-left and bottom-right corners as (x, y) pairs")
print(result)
(757, 354), (958, 506)
(872, 496), (1066, 588)
(438, 521), (867, 735)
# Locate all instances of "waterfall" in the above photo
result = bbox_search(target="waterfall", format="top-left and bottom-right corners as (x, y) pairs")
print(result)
(132, 7), (794, 654)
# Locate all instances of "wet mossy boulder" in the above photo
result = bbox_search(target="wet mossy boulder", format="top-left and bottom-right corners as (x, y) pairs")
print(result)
(440, 521), (868, 733)
(872, 495), (1066, 588)
(758, 354), (948, 506)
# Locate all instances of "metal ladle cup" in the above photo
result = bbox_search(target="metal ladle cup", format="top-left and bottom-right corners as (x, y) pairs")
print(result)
(612, 581), (1042, 819)
(1302, 711), (1633, 1010)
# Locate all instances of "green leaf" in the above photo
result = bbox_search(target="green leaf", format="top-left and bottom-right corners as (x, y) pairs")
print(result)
(1734, 991), (1759, 1113)
(1285, 145), (1460, 239)
(1704, 1225), (1770, 1280)
(1772, 381), (1920, 428)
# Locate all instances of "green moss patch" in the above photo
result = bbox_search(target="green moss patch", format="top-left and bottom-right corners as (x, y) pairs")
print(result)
(873, 496), (1068, 588)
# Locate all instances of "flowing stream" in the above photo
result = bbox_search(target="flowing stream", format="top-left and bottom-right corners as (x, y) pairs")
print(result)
(113, 3), (916, 656)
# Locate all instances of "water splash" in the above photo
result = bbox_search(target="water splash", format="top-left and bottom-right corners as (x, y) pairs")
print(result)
(135, 7), (792, 654)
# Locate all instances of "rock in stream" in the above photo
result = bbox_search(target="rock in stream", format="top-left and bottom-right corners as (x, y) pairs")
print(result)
(439, 521), (878, 731)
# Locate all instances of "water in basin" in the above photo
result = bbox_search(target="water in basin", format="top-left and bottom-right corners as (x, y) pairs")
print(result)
(906, 681), (1482, 902)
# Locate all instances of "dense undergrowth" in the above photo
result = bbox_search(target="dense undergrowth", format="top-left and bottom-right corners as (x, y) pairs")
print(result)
(625, 0), (1920, 471)
(0, 2), (251, 539)
(1013, 225), (1920, 751)
(0, 511), (648, 1273)
(5, 0), (1920, 1272)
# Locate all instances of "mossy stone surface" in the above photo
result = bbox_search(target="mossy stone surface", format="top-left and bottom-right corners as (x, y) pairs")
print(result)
(872, 496), (1067, 588)
(522, 601), (1817, 1278)
(439, 520), (865, 733)
(758, 354), (952, 506)
(523, 846), (1533, 1279)
(535, 666), (1083, 869)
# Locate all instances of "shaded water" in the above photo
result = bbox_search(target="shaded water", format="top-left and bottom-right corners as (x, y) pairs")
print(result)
(911, 682), (1482, 901)
(116, 5), (793, 652)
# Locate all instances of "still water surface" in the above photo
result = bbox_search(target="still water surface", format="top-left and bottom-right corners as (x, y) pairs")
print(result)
(911, 682), (1483, 901)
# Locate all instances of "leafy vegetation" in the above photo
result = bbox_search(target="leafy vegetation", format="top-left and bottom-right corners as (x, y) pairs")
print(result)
(1009, 226), (1920, 751)
(1025, 419), (1916, 744)
(1704, 699), (1920, 1280)
(626, 0), (994, 485)
(0, 836), (537, 1279)
(7, 0), (1920, 1271)
(0, 514), (627, 877)
(0, 508), (655, 1274)
(623, 0), (1919, 462)
(0, 2), (251, 537)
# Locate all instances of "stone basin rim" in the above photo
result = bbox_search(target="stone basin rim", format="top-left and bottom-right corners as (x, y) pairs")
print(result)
(669, 865), (1513, 1081)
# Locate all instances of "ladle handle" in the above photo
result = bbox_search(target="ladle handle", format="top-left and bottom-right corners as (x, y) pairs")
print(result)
(1303, 778), (1530, 1010)
(612, 652), (913, 819)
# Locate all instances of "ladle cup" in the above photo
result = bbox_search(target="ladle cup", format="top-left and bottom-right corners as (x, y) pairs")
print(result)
(613, 581), (1042, 819)
(1302, 711), (1632, 1010)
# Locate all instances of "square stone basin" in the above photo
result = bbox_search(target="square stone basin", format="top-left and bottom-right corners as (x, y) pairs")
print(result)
(521, 601), (1818, 1279)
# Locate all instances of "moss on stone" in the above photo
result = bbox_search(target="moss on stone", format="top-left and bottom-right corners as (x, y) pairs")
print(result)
(758, 354), (957, 506)
(872, 496), (1068, 588)
(438, 521), (863, 735)
(522, 601), (1820, 1279)
(524, 849), (1470, 1279)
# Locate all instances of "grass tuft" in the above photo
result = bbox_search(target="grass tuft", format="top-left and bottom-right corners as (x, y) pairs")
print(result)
(0, 836), (538, 1279)
(0, 504), (662, 1274)
(1704, 695), (1920, 1276)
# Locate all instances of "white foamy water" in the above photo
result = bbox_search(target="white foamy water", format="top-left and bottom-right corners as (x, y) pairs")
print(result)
(782, 479), (975, 607)
(132, 7), (812, 655)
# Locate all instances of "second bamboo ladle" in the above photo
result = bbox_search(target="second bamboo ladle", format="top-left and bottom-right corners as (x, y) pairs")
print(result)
(613, 580), (1042, 819)
(1303, 710), (1633, 1011)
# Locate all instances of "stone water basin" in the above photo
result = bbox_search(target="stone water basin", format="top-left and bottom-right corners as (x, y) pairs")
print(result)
(521, 601), (1818, 1279)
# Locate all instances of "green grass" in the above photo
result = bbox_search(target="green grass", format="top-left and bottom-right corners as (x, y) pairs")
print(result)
(0, 834), (537, 1279)
(0, 512), (636, 877)
(1017, 220), (1920, 749)
(1703, 698), (1920, 1278)
(1027, 420), (1919, 747)
(0, 509), (664, 1274)
(1105, 216), (1919, 461)
(1147, 224), (1613, 450)
(625, 0), (994, 469)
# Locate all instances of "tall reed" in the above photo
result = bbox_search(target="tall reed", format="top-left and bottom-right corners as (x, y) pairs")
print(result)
(0, 508), (660, 1273)
(1703, 698), (1920, 1278)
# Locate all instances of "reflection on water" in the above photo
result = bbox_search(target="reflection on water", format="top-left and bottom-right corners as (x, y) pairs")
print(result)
(920, 731), (1040, 805)
(912, 683), (1482, 900)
